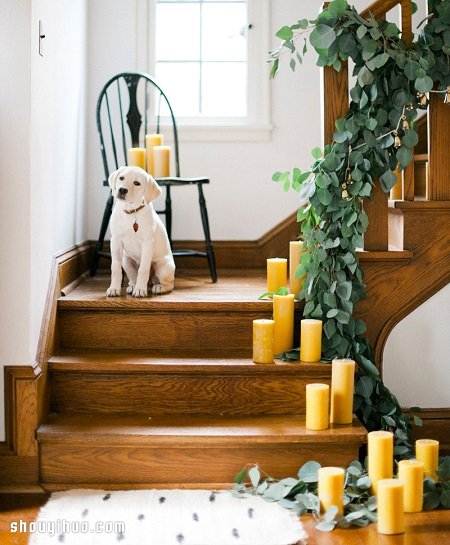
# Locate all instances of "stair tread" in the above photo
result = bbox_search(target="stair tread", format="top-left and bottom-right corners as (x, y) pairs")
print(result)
(38, 414), (367, 445)
(49, 350), (331, 374)
(59, 270), (277, 311)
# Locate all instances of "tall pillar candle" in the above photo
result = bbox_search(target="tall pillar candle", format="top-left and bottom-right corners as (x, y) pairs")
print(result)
(330, 358), (355, 424)
(267, 258), (287, 293)
(300, 319), (322, 362)
(127, 147), (146, 169)
(289, 240), (305, 298)
(273, 294), (295, 355)
(306, 383), (329, 431)
(390, 169), (403, 200)
(398, 459), (424, 513)
(145, 133), (163, 176)
(252, 319), (275, 364)
(153, 145), (171, 177)
(318, 467), (345, 515)
(377, 479), (404, 535)
(415, 439), (439, 481)
(368, 430), (394, 494)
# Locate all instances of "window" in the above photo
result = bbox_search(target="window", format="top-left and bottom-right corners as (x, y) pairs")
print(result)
(136, 0), (271, 140)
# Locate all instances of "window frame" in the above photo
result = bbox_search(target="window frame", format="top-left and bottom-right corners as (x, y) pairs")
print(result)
(135, 0), (272, 141)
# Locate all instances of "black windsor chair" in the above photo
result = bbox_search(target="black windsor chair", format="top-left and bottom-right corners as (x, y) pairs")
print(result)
(91, 71), (217, 283)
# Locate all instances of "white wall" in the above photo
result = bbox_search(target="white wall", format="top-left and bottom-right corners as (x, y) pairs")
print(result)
(383, 284), (450, 408)
(0, 0), (88, 441)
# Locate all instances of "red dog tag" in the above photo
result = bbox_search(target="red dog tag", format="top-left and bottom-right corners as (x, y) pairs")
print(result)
(133, 222), (139, 232)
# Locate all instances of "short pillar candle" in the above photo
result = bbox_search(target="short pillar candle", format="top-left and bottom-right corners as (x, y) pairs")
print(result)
(252, 319), (275, 364)
(330, 358), (355, 425)
(145, 133), (163, 176)
(153, 145), (171, 177)
(306, 383), (329, 431)
(127, 147), (146, 170)
(273, 294), (295, 355)
(398, 459), (424, 513)
(368, 430), (394, 494)
(267, 258), (287, 293)
(415, 439), (439, 481)
(300, 319), (322, 362)
(377, 479), (405, 535)
(289, 241), (305, 298)
(318, 467), (345, 515)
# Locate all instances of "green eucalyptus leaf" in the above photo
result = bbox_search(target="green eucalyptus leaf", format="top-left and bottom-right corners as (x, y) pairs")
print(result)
(276, 26), (294, 40)
(299, 460), (321, 483)
(310, 24), (337, 50)
(415, 75), (434, 93)
(249, 466), (261, 488)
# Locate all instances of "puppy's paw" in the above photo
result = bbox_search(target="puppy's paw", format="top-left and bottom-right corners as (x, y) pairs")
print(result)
(151, 283), (174, 295)
(126, 284), (134, 295)
(132, 286), (148, 298)
(106, 286), (121, 297)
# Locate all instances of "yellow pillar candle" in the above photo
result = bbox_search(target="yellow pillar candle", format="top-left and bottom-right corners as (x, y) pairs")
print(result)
(153, 145), (171, 177)
(318, 467), (345, 515)
(398, 459), (424, 513)
(300, 319), (322, 362)
(267, 258), (287, 293)
(330, 358), (355, 425)
(415, 439), (439, 481)
(390, 169), (403, 200)
(306, 383), (329, 430)
(252, 319), (275, 364)
(368, 430), (394, 494)
(273, 294), (295, 356)
(145, 133), (163, 176)
(377, 479), (405, 535)
(127, 147), (146, 169)
(289, 241), (305, 298)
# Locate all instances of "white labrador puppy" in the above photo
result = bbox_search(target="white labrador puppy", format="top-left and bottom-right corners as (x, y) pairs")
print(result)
(106, 166), (175, 297)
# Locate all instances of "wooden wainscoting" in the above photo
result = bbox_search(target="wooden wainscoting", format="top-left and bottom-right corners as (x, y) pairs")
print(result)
(1, 242), (93, 487)
(0, 367), (38, 485)
(406, 408), (450, 455)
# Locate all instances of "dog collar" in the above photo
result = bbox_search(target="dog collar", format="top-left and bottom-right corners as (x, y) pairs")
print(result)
(123, 203), (146, 215)
(123, 203), (146, 232)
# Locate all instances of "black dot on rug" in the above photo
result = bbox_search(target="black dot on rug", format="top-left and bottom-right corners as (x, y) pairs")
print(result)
(137, 514), (145, 520)
(81, 508), (89, 518)
(103, 493), (111, 501)
(192, 512), (199, 522)
(232, 528), (240, 538)
(159, 496), (166, 504)
(58, 534), (65, 542)
(248, 508), (254, 519)
(117, 531), (125, 541)
(209, 491), (216, 502)
(176, 533), (184, 543)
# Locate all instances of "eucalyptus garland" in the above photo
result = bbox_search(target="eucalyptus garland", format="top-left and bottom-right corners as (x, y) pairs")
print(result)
(233, 457), (450, 531)
(270, 0), (450, 455)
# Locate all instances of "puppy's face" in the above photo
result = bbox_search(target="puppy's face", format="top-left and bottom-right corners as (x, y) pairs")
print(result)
(108, 166), (161, 205)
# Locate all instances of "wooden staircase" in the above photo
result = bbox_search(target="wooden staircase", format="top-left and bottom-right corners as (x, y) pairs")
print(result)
(37, 272), (366, 490)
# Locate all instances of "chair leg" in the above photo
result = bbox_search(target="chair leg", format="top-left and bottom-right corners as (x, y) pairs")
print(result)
(197, 184), (217, 283)
(165, 186), (173, 245)
(91, 191), (114, 276)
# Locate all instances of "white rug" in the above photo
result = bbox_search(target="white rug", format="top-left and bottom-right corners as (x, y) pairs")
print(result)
(28, 489), (307, 545)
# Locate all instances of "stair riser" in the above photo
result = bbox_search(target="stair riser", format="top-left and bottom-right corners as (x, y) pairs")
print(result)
(59, 310), (300, 351)
(50, 372), (331, 416)
(40, 443), (361, 485)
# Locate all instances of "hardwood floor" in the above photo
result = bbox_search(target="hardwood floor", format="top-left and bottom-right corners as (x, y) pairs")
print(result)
(0, 494), (449, 545)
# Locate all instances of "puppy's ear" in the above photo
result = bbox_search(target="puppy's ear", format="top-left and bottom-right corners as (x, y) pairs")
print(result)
(144, 173), (162, 203)
(108, 167), (123, 191)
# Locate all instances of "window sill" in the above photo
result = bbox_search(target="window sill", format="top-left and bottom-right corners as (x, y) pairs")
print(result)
(163, 124), (273, 143)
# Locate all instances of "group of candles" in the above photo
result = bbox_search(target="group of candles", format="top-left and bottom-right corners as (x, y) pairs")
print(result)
(252, 241), (442, 535)
(253, 241), (321, 364)
(319, 435), (440, 535)
(127, 133), (171, 177)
